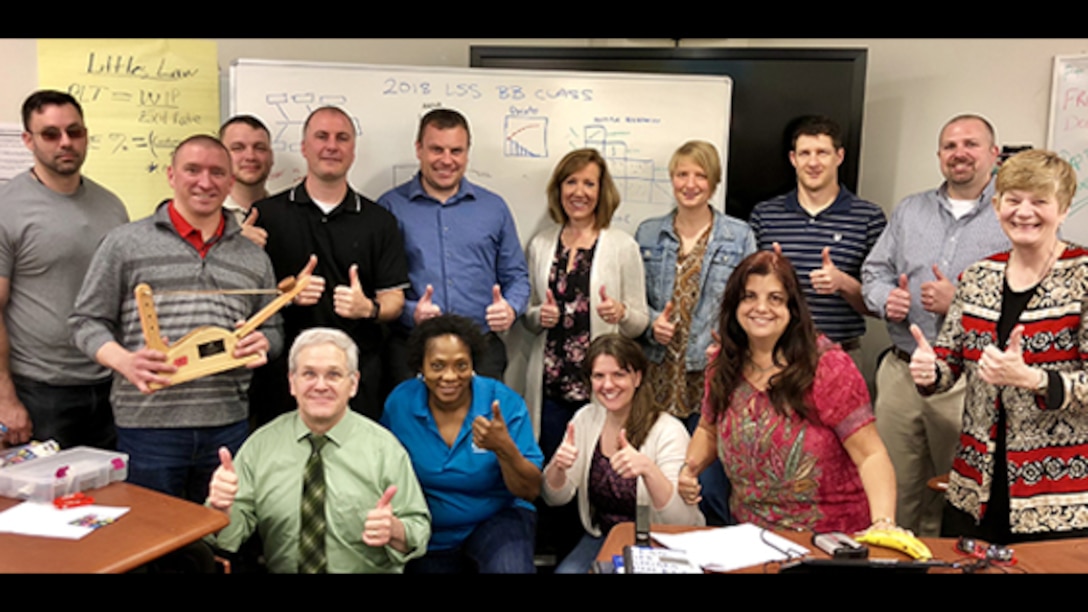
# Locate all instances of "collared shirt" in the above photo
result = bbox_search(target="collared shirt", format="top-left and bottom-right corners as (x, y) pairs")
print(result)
(69, 201), (282, 428)
(637, 207), (756, 371)
(381, 375), (543, 551)
(167, 199), (225, 258)
(376, 174), (530, 332)
(254, 180), (409, 352)
(749, 186), (886, 342)
(861, 179), (1010, 352)
(209, 410), (431, 573)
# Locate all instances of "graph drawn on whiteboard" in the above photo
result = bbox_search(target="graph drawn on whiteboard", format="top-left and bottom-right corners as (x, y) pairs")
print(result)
(504, 116), (548, 158)
(580, 124), (673, 207)
(263, 92), (359, 153)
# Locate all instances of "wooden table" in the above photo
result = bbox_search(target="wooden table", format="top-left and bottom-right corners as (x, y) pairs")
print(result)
(0, 482), (228, 573)
(598, 522), (1088, 573)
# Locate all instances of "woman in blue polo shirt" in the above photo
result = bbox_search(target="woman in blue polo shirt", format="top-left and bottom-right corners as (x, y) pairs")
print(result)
(381, 314), (543, 573)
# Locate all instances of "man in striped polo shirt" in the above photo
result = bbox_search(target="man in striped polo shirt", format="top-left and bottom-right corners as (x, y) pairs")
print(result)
(749, 116), (886, 358)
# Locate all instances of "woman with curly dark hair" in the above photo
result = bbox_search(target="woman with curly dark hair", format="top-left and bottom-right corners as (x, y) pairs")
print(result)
(678, 250), (896, 533)
(381, 314), (543, 573)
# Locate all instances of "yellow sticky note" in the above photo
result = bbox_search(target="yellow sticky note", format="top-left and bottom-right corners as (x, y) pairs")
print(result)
(38, 39), (219, 221)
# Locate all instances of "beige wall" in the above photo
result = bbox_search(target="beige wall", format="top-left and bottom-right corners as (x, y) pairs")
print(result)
(6, 37), (1088, 382)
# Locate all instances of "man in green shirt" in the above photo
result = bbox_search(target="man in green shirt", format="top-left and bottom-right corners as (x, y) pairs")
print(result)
(206, 327), (430, 573)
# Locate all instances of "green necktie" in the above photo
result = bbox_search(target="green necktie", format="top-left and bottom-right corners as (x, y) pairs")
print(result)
(298, 434), (328, 574)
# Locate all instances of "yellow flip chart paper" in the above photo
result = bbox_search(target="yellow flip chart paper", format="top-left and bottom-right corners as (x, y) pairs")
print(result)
(38, 39), (219, 221)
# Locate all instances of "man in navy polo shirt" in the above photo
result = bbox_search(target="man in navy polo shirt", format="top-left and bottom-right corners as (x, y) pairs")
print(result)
(749, 115), (886, 358)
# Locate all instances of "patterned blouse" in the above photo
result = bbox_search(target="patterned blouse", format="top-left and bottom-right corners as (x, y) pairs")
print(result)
(648, 224), (710, 419)
(543, 237), (597, 403)
(703, 337), (874, 533)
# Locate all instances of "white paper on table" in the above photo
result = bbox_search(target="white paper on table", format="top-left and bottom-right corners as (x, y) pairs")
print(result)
(0, 501), (130, 540)
(652, 523), (810, 572)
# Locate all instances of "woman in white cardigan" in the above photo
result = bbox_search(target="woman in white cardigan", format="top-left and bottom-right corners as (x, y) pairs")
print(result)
(542, 335), (705, 573)
(523, 148), (649, 463)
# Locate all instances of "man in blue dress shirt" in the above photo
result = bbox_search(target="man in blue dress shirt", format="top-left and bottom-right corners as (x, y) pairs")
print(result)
(378, 109), (529, 385)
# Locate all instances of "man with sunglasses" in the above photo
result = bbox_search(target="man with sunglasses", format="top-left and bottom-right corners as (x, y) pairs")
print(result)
(0, 90), (128, 450)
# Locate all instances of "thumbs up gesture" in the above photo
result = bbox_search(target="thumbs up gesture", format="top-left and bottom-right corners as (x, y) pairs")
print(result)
(207, 446), (238, 513)
(610, 428), (650, 479)
(551, 422), (579, 472)
(362, 485), (403, 548)
(809, 246), (844, 295)
(293, 254), (326, 307)
(653, 300), (677, 345)
(485, 284), (515, 332)
(473, 400), (514, 453)
(596, 285), (626, 325)
(413, 284), (442, 325)
(978, 325), (1038, 388)
(886, 274), (911, 322)
(920, 264), (955, 315)
(239, 207), (269, 248)
(678, 457), (703, 505)
(334, 264), (378, 319)
(539, 289), (560, 329)
(908, 324), (939, 387)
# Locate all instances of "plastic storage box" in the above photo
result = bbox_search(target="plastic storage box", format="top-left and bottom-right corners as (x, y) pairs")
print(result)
(0, 446), (128, 502)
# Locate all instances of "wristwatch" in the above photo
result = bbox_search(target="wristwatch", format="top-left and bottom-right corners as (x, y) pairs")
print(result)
(367, 300), (382, 321)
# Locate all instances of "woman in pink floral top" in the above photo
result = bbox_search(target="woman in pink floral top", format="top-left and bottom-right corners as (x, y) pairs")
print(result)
(679, 251), (896, 533)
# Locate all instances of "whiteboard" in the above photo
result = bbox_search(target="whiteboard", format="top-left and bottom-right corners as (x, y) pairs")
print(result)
(230, 59), (732, 244)
(1047, 54), (1088, 246)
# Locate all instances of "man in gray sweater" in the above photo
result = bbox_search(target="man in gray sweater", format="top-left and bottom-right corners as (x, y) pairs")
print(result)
(70, 135), (283, 503)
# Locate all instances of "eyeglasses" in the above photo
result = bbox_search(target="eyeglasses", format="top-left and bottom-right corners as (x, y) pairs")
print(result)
(28, 126), (87, 142)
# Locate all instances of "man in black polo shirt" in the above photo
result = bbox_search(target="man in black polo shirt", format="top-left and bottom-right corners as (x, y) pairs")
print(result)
(251, 105), (408, 423)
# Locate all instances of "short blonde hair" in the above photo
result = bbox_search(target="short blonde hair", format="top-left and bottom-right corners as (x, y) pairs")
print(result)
(995, 149), (1077, 212)
(668, 140), (722, 194)
(545, 148), (621, 228)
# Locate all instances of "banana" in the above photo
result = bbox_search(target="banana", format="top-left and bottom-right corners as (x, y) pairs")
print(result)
(855, 528), (933, 561)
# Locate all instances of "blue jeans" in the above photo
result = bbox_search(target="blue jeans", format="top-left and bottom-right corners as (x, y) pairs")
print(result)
(555, 532), (605, 574)
(683, 413), (734, 526)
(13, 375), (115, 450)
(406, 506), (537, 574)
(117, 420), (248, 503)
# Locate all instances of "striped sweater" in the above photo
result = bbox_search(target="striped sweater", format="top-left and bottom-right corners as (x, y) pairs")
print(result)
(70, 201), (283, 429)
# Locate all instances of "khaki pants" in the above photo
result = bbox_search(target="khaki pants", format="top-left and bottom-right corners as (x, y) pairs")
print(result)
(874, 351), (965, 537)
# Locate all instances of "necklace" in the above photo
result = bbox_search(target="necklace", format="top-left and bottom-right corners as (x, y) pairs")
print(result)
(1011, 239), (1062, 289)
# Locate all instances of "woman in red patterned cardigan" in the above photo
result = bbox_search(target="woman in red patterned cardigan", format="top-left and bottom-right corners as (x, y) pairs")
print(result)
(910, 149), (1088, 543)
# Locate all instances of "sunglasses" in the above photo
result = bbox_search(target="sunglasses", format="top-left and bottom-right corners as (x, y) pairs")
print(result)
(30, 126), (87, 142)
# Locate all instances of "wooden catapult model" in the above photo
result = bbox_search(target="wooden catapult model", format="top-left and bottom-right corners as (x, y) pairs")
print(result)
(134, 274), (311, 390)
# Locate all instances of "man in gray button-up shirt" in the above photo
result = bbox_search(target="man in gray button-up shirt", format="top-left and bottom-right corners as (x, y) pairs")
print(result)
(861, 114), (1010, 537)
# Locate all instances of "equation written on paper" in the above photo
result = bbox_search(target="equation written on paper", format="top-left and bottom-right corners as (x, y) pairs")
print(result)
(63, 52), (206, 171)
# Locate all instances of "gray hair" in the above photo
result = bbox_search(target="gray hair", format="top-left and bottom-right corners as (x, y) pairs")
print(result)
(288, 327), (359, 375)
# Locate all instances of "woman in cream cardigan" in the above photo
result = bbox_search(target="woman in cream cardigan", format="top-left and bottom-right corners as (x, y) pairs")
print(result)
(542, 335), (704, 573)
(523, 148), (648, 461)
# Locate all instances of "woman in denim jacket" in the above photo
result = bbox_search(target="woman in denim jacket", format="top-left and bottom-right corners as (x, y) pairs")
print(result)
(635, 140), (755, 524)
